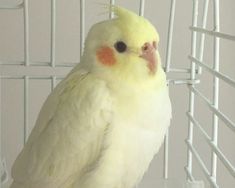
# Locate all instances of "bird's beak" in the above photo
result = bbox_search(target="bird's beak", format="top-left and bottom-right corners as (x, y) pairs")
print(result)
(139, 42), (158, 74)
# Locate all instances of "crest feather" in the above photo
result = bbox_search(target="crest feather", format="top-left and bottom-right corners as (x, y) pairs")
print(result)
(111, 5), (138, 19)
(99, 3), (139, 20)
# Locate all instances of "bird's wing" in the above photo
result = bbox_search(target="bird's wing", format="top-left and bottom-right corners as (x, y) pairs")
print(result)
(11, 66), (113, 188)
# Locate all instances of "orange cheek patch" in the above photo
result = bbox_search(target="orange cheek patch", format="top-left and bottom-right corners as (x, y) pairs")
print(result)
(96, 47), (116, 66)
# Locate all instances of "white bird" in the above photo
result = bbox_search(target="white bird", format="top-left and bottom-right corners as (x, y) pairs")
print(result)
(10, 6), (171, 188)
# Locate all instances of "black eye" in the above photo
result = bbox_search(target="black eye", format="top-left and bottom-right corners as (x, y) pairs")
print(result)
(114, 41), (127, 53)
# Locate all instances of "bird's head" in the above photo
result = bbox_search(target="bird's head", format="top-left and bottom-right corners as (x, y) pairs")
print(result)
(81, 6), (165, 83)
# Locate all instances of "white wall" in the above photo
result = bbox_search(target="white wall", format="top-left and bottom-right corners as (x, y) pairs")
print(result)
(0, 0), (235, 187)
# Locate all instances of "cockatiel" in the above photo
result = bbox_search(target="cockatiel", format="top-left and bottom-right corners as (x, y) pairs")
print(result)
(10, 6), (171, 188)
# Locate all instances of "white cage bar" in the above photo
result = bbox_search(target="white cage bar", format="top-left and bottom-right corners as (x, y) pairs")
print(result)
(196, 0), (209, 74)
(211, 0), (220, 182)
(109, 0), (115, 19)
(23, 76), (29, 144)
(51, 0), (56, 67)
(80, 0), (85, 58)
(190, 27), (235, 41)
(186, 0), (199, 180)
(163, 0), (176, 179)
(186, 0), (235, 187)
(23, 0), (29, 66)
(139, 0), (145, 16)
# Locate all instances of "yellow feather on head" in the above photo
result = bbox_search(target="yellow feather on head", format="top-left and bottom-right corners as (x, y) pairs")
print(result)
(81, 5), (165, 85)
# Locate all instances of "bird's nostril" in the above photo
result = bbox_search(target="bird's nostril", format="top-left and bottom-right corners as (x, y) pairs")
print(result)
(142, 43), (149, 51)
(143, 46), (148, 51)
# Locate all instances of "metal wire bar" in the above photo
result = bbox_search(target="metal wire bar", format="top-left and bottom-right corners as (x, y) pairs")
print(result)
(0, 2), (23, 9)
(0, 75), (199, 84)
(51, 0), (56, 67)
(187, 112), (235, 178)
(169, 78), (200, 85)
(80, 0), (85, 59)
(0, 61), (195, 74)
(165, 0), (176, 73)
(163, 1), (176, 178)
(139, 0), (145, 16)
(0, 76), (200, 88)
(0, 76), (64, 80)
(0, 62), (195, 74)
(163, 130), (169, 179)
(189, 56), (235, 88)
(186, 140), (219, 188)
(23, 0), (29, 66)
(184, 166), (195, 182)
(186, 0), (199, 180)
(51, 76), (57, 91)
(0, 61), (78, 67)
(197, 0), (210, 74)
(211, 0), (220, 181)
(24, 76), (29, 144)
(189, 86), (235, 132)
(189, 26), (235, 41)
(0, 78), (1, 188)
(167, 68), (191, 73)
(109, 0), (115, 19)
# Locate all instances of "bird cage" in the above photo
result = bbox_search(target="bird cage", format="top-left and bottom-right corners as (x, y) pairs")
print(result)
(0, 0), (234, 188)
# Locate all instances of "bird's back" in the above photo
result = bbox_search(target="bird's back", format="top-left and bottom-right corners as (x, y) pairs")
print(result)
(10, 65), (113, 188)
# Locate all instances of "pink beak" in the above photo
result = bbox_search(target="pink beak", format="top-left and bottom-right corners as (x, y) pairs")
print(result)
(139, 42), (158, 74)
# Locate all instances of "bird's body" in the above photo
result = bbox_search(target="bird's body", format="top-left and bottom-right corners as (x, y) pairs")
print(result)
(10, 6), (171, 188)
